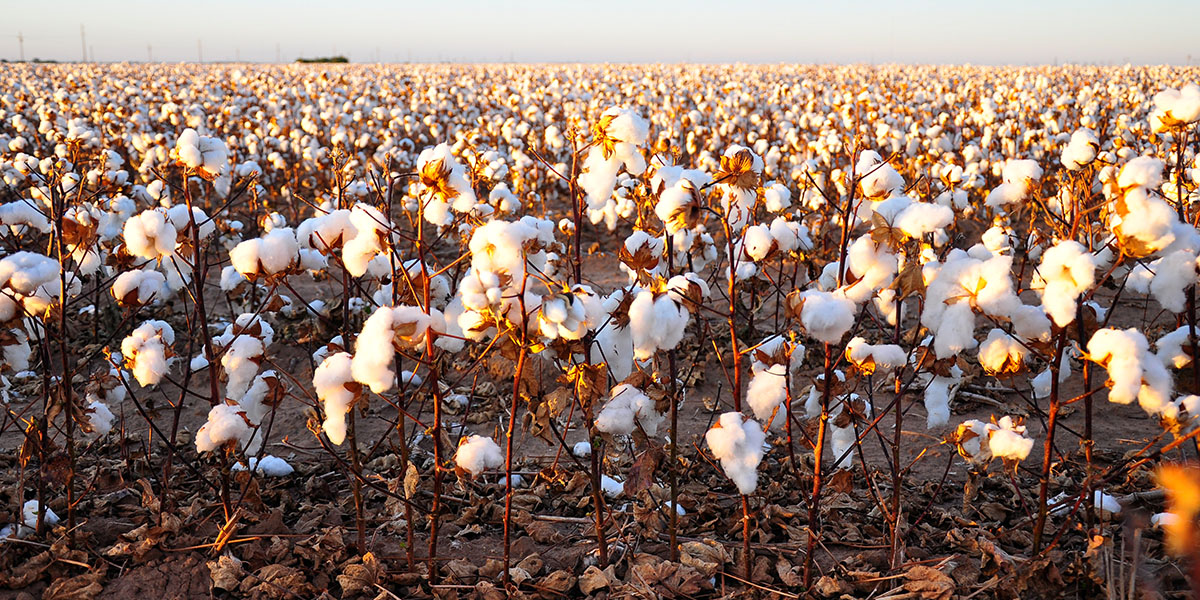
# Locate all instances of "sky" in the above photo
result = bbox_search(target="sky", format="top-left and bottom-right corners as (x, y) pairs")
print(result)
(6, 0), (1199, 65)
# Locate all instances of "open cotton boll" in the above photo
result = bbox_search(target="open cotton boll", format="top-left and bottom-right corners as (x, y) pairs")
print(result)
(1148, 250), (1199, 312)
(174, 128), (227, 178)
(985, 159), (1043, 209)
(85, 397), (115, 438)
(0, 199), (51, 235)
(351, 305), (441, 394)
(840, 234), (898, 303)
(716, 145), (763, 231)
(954, 420), (992, 465)
(120, 320), (175, 386)
(232, 455), (295, 477)
(596, 384), (664, 437)
(977, 329), (1026, 375)
(1010, 304), (1053, 343)
(762, 182), (791, 212)
(123, 209), (178, 259)
(22, 500), (58, 529)
(1117, 156), (1165, 191)
(741, 225), (776, 262)
(221, 335), (264, 400)
(988, 416), (1033, 461)
(799, 291), (856, 344)
(747, 364), (788, 421)
(627, 290), (689, 360)
(844, 337), (906, 373)
(195, 403), (254, 453)
(455, 435), (503, 477)
(829, 397), (870, 467)
(579, 108), (649, 215)
(705, 412), (767, 495)
(856, 150), (904, 198)
(1088, 327), (1174, 415)
(1061, 128), (1099, 170)
(229, 227), (300, 279)
(572, 441), (592, 458)
(110, 269), (166, 306)
(418, 143), (478, 214)
(923, 364), (963, 428)
(1157, 326), (1199, 369)
(1031, 240), (1095, 327)
(1112, 187), (1178, 256)
(934, 302), (977, 359)
(1151, 84), (1200, 132)
(342, 204), (393, 276)
(314, 352), (356, 445)
(297, 208), (356, 252)
(894, 202), (954, 239)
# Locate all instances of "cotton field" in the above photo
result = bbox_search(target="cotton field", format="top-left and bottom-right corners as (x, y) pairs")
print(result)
(2, 61), (1200, 597)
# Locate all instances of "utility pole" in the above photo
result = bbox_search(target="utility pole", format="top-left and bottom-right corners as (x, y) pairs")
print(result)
(80, 25), (87, 62)
(197, 39), (203, 63)
(235, 46), (240, 62)
(147, 44), (152, 62)
(17, 32), (24, 62)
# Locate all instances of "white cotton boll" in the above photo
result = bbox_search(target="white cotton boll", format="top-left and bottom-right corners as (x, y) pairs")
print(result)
(705, 412), (767, 495)
(194, 403), (253, 453)
(22, 500), (58, 529)
(857, 151), (904, 198)
(1033, 240), (1095, 327)
(351, 305), (439, 394)
(572, 441), (592, 458)
(799, 291), (856, 344)
(85, 398), (115, 438)
(923, 365), (962, 428)
(977, 329), (1025, 374)
(1117, 157), (1164, 190)
(0, 200), (51, 235)
(1010, 304), (1052, 343)
(1113, 187), (1178, 254)
(844, 337), (906, 372)
(1092, 491), (1123, 517)
(1153, 512), (1180, 528)
(762, 182), (791, 212)
(596, 384), (663, 437)
(1151, 84), (1200, 132)
(601, 475), (625, 497)
(1061, 129), (1099, 171)
(123, 209), (178, 259)
(1088, 328), (1172, 414)
(314, 352), (356, 445)
(894, 202), (954, 239)
(120, 320), (175, 387)
(829, 397), (870, 467)
(1149, 250), (1198, 312)
(747, 364), (788, 421)
(627, 291), (689, 360)
(1157, 326), (1198, 369)
(221, 336), (264, 400)
(297, 209), (356, 252)
(110, 269), (166, 306)
(455, 435), (503, 477)
(233, 455), (295, 477)
(874, 288), (900, 326)
(935, 302), (977, 358)
(342, 204), (393, 276)
(417, 143), (478, 213)
(988, 416), (1033, 461)
(955, 420), (992, 465)
(742, 225), (776, 262)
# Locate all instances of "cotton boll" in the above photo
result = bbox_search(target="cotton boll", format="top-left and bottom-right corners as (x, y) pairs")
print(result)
(1032, 240), (1095, 327)
(1010, 304), (1052, 343)
(705, 412), (767, 495)
(829, 397), (870, 467)
(954, 420), (992, 465)
(977, 329), (1025, 375)
(85, 397), (115, 438)
(1151, 84), (1200, 132)
(455, 435), (503, 477)
(922, 364), (963, 428)
(596, 384), (664, 437)
(988, 416), (1033, 461)
(1112, 187), (1178, 256)
(110, 269), (167, 306)
(120, 320), (175, 386)
(799, 291), (856, 344)
(894, 202), (954, 239)
(351, 305), (440, 394)
(418, 143), (478, 215)
(934, 302), (977, 358)
(572, 441), (592, 458)
(22, 500), (58, 529)
(1148, 250), (1198, 312)
(1061, 129), (1099, 171)
(314, 352), (356, 445)
(233, 455), (294, 477)
(1157, 326), (1199, 369)
(1088, 327), (1173, 415)
(844, 337), (906, 373)
(123, 209), (178, 259)
(857, 151), (904, 199)
(195, 403), (253, 453)
(747, 364), (788, 421)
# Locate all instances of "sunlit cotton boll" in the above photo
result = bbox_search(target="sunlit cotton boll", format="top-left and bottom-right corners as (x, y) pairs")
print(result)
(705, 412), (767, 495)
(455, 435), (503, 477)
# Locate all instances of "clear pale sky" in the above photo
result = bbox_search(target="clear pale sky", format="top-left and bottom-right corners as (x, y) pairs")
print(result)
(6, 0), (1199, 65)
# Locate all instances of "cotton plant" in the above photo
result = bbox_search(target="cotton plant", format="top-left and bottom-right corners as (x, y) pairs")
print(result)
(578, 108), (650, 230)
